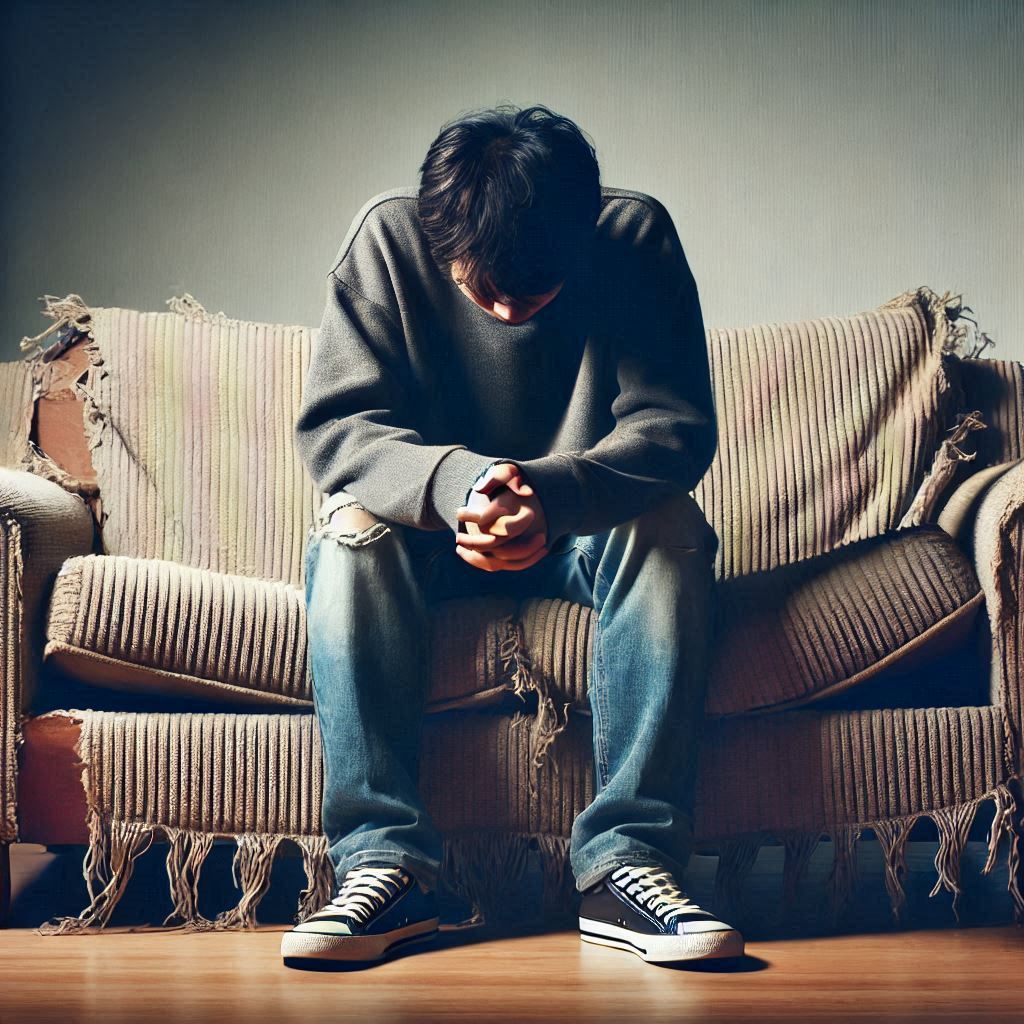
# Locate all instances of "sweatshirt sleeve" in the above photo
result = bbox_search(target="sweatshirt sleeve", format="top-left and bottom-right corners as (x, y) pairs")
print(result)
(294, 270), (505, 532)
(515, 244), (717, 545)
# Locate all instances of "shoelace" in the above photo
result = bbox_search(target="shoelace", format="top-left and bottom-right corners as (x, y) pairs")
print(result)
(609, 864), (706, 926)
(328, 865), (410, 926)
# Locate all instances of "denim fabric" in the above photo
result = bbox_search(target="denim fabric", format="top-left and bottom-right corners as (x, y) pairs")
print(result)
(304, 488), (720, 895)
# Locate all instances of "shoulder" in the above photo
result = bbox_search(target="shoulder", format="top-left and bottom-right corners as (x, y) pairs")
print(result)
(597, 186), (684, 258)
(599, 185), (675, 226)
(329, 186), (421, 275)
(327, 186), (441, 317)
(593, 186), (691, 298)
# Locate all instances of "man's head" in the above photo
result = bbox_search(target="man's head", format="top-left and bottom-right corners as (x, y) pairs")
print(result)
(417, 103), (601, 321)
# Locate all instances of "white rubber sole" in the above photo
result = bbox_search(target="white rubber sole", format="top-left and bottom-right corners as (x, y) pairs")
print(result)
(579, 916), (745, 963)
(281, 916), (440, 963)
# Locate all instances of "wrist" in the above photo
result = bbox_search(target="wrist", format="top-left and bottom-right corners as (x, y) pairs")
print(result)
(428, 448), (510, 534)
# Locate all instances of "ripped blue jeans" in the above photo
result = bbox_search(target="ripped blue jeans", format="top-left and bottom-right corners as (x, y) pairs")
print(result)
(303, 488), (720, 895)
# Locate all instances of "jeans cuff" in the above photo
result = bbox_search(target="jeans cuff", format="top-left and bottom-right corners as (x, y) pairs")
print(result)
(573, 852), (691, 893)
(333, 849), (441, 894)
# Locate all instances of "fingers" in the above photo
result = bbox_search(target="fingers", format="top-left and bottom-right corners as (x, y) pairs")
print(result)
(472, 462), (514, 494)
(457, 500), (533, 535)
(488, 532), (548, 562)
(455, 505), (534, 543)
(473, 462), (533, 497)
(455, 540), (550, 572)
(505, 476), (534, 497)
(456, 504), (500, 533)
(457, 526), (547, 560)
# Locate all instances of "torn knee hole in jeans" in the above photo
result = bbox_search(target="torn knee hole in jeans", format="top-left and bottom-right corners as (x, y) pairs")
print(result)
(313, 499), (391, 547)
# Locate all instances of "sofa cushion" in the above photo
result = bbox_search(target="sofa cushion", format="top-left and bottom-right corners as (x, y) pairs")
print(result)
(935, 458), (1022, 544)
(511, 525), (985, 719)
(706, 524), (984, 716)
(44, 525), (984, 721)
(44, 554), (313, 707)
(43, 553), (527, 713)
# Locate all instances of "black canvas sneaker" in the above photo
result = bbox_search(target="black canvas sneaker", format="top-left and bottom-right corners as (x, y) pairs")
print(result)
(281, 863), (440, 964)
(578, 863), (745, 963)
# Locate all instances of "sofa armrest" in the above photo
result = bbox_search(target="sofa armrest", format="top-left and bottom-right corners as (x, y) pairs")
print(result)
(0, 468), (95, 841)
(972, 460), (1024, 773)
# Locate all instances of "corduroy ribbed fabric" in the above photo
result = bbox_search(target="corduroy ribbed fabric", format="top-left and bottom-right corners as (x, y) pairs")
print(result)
(32, 704), (1021, 934)
(41, 524), (982, 720)
(0, 359), (34, 469)
(0, 470), (95, 841)
(17, 286), (965, 592)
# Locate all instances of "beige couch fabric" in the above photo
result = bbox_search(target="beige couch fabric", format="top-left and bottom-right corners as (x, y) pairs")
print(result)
(43, 524), (983, 726)
(707, 524), (983, 716)
(694, 287), (972, 579)
(23, 288), (970, 590)
(33, 704), (1020, 935)
(0, 470), (95, 842)
(9, 286), (1020, 937)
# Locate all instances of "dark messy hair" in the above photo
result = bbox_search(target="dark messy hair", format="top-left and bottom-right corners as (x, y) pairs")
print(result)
(417, 103), (601, 304)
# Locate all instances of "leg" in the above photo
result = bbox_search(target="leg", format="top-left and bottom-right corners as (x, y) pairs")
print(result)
(455, 490), (719, 893)
(504, 494), (740, 962)
(571, 492), (718, 890)
(304, 490), (444, 893)
(528, 492), (719, 892)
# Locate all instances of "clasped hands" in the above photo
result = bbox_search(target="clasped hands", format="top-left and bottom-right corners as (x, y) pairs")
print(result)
(454, 462), (550, 572)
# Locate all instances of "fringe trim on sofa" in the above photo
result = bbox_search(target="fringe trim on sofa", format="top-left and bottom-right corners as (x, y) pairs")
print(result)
(698, 779), (1023, 932)
(33, 824), (578, 935)
(34, 778), (1023, 935)
(779, 833), (821, 924)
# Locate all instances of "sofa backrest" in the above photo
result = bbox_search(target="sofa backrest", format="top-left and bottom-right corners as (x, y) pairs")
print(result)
(54, 301), (321, 587)
(694, 288), (969, 577)
(17, 287), (971, 586)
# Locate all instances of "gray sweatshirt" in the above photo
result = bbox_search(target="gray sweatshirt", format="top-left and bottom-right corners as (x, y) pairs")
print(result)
(294, 184), (717, 546)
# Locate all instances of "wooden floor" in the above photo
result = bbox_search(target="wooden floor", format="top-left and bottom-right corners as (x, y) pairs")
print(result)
(3, 843), (1023, 1023)
(2, 919), (1022, 1023)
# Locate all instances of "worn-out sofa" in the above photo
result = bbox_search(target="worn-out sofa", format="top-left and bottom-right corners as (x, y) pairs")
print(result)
(0, 285), (1021, 934)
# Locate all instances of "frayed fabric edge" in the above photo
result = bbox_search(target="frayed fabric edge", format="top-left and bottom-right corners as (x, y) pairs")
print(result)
(164, 292), (311, 333)
(881, 286), (995, 360)
(32, 825), (577, 935)
(33, 821), (336, 935)
(441, 831), (576, 926)
(18, 294), (93, 363)
(898, 409), (987, 530)
(705, 779), (1023, 931)
(32, 779), (1022, 934)
(500, 612), (572, 794)
(15, 294), (103, 502)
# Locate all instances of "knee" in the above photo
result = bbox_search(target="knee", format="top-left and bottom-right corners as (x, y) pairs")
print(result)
(630, 490), (718, 558)
(311, 490), (391, 548)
